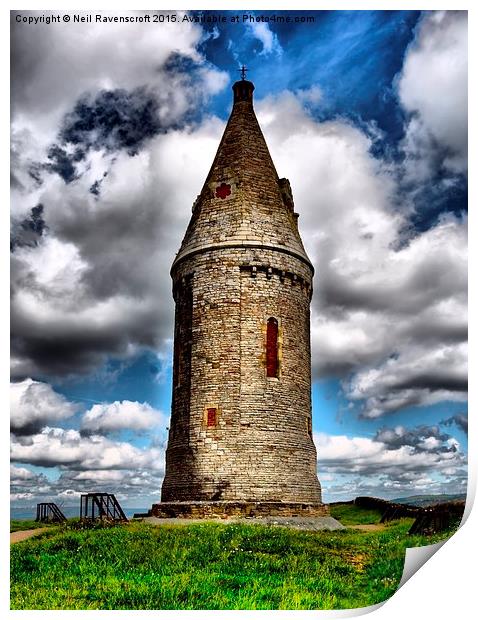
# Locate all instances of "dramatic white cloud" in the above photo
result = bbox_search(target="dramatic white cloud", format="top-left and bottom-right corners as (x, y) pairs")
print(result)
(398, 11), (468, 177)
(71, 470), (127, 483)
(316, 429), (466, 477)
(10, 379), (78, 433)
(247, 21), (283, 56)
(348, 342), (467, 418)
(316, 425), (468, 502)
(296, 85), (322, 107)
(82, 400), (166, 433)
(11, 464), (36, 480)
(11, 427), (164, 471)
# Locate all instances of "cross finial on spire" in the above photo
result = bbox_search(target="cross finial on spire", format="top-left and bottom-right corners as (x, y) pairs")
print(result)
(232, 68), (254, 103)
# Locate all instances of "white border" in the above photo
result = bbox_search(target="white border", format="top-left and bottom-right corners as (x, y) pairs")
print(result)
(3, 2), (475, 618)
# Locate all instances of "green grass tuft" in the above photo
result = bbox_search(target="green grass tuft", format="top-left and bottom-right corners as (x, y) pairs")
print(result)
(329, 503), (383, 525)
(10, 520), (55, 533)
(10, 518), (80, 533)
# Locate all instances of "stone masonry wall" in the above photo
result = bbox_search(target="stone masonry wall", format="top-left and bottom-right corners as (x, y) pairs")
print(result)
(152, 501), (329, 519)
(161, 246), (322, 504)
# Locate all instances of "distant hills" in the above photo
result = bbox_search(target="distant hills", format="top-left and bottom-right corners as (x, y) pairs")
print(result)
(391, 493), (467, 507)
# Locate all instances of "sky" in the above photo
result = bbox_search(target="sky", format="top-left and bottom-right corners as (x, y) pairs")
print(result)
(10, 9), (468, 509)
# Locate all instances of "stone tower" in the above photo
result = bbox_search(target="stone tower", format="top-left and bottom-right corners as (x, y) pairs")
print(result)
(153, 76), (326, 518)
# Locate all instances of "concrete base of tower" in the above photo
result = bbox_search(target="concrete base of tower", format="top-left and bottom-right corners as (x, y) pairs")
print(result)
(147, 500), (329, 519)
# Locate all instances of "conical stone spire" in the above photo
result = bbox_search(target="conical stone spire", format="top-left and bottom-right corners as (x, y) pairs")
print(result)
(173, 79), (312, 272)
(156, 75), (325, 517)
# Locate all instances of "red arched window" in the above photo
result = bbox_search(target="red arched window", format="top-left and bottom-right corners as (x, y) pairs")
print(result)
(266, 317), (279, 378)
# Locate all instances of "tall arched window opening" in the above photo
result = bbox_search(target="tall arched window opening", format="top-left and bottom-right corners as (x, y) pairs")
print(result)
(266, 317), (279, 378)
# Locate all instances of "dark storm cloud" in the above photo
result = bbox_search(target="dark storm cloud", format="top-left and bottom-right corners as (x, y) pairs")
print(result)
(11, 420), (49, 437)
(44, 144), (84, 183)
(164, 51), (200, 76)
(37, 58), (222, 185)
(10, 204), (47, 250)
(61, 89), (163, 153)
(9, 160), (175, 380)
(11, 300), (165, 379)
(441, 413), (468, 435)
(10, 89), (192, 379)
(89, 180), (101, 196)
(316, 233), (467, 318)
(11, 332), (124, 379)
(42, 88), (165, 184)
(404, 317), (468, 345)
(374, 424), (453, 453)
(393, 374), (467, 393)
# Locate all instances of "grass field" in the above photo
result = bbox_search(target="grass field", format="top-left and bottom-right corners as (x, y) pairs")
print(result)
(329, 503), (383, 525)
(10, 520), (58, 533)
(10, 505), (457, 610)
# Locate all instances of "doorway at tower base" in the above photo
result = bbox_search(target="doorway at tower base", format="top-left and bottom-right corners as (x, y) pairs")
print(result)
(149, 500), (329, 519)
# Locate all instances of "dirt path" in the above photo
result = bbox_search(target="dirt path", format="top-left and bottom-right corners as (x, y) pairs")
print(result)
(141, 515), (346, 531)
(10, 528), (51, 544)
(348, 523), (386, 531)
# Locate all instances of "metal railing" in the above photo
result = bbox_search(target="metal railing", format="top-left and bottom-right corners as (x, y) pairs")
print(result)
(35, 503), (67, 523)
(79, 493), (128, 522)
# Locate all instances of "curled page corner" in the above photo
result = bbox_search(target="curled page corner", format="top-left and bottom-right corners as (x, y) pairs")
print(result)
(308, 600), (386, 618)
(397, 482), (474, 591)
(335, 601), (386, 618)
(462, 482), (476, 524)
(398, 539), (447, 589)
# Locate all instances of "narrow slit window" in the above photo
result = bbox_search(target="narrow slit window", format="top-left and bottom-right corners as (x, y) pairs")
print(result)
(207, 407), (217, 427)
(173, 337), (180, 389)
(266, 317), (279, 378)
(307, 417), (312, 437)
